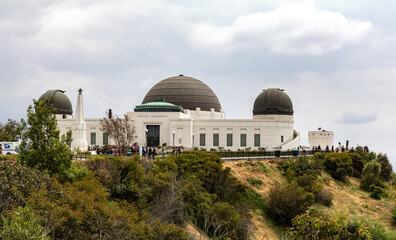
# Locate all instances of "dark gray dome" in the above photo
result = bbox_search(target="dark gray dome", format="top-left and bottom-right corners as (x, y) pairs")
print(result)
(253, 88), (293, 116)
(39, 90), (73, 115)
(142, 75), (222, 111)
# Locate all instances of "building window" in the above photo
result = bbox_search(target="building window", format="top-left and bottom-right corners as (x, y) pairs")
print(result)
(240, 134), (246, 147)
(227, 134), (233, 147)
(103, 132), (108, 145)
(281, 135), (284, 143)
(91, 132), (96, 145)
(200, 133), (206, 146)
(254, 134), (260, 147)
(213, 133), (219, 146)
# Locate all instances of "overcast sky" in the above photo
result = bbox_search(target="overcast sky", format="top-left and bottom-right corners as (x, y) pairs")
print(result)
(1, 0), (396, 165)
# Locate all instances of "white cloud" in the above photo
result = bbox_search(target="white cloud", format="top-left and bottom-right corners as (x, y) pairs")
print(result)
(190, 2), (373, 55)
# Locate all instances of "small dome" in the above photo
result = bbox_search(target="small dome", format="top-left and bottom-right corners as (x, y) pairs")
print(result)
(134, 98), (184, 112)
(253, 88), (293, 116)
(142, 75), (222, 111)
(38, 90), (73, 115)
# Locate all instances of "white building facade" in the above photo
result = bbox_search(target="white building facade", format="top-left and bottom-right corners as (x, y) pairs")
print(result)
(43, 75), (300, 151)
(308, 130), (334, 149)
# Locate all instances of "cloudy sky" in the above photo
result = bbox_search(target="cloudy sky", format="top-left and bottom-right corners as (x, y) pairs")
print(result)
(1, 0), (396, 165)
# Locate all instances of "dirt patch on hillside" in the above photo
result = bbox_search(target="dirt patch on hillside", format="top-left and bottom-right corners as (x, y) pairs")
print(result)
(223, 160), (286, 197)
(223, 159), (288, 239)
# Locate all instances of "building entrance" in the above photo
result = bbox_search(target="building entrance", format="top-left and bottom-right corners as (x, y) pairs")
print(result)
(146, 125), (160, 147)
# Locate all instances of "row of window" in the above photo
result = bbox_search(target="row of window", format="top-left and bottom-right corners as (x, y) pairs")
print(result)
(90, 132), (108, 145)
(199, 133), (284, 147)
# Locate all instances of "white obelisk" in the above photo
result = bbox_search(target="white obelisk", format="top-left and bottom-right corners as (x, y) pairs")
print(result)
(71, 88), (88, 151)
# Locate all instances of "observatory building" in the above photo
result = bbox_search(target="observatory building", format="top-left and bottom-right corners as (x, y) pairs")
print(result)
(42, 75), (300, 151)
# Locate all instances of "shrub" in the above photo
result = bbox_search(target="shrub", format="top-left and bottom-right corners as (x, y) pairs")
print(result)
(267, 182), (314, 225)
(361, 162), (382, 191)
(369, 185), (388, 200)
(295, 174), (323, 194)
(84, 155), (145, 202)
(349, 152), (365, 178)
(315, 189), (333, 206)
(58, 164), (89, 183)
(1, 206), (49, 240)
(286, 213), (371, 239)
(247, 177), (263, 187)
(323, 153), (353, 181)
(245, 161), (268, 173)
(0, 158), (49, 212)
(376, 154), (393, 182)
(393, 205), (396, 226)
(369, 222), (394, 240)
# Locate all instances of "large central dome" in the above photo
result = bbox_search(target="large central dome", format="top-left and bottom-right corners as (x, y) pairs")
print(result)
(142, 75), (222, 111)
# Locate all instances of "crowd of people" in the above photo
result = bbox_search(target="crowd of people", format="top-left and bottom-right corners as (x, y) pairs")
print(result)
(310, 144), (370, 154)
(88, 145), (183, 159)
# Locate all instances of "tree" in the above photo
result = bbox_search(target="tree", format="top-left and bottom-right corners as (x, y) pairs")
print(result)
(0, 119), (22, 141)
(18, 97), (73, 175)
(376, 153), (393, 182)
(100, 111), (136, 153)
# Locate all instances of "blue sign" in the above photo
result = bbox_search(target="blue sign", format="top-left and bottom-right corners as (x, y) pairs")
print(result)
(4, 144), (10, 149)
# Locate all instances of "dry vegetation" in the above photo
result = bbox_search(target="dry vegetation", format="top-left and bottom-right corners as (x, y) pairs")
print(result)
(317, 173), (395, 228)
(223, 159), (396, 239)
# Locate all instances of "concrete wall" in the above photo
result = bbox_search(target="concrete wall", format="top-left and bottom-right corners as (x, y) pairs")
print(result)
(58, 111), (300, 151)
(308, 131), (334, 149)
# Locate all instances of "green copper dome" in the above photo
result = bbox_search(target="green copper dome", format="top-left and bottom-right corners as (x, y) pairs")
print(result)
(135, 98), (184, 112)
(253, 88), (293, 116)
(38, 90), (73, 115)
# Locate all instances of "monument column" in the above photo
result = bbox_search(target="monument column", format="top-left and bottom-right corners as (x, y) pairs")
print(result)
(71, 88), (88, 151)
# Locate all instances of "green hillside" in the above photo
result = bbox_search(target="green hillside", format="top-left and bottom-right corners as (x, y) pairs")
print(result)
(1, 149), (396, 240)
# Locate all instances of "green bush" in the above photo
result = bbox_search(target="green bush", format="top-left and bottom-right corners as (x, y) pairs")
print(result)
(1, 206), (49, 240)
(315, 189), (333, 206)
(286, 213), (371, 239)
(360, 162), (383, 191)
(323, 153), (353, 181)
(58, 164), (89, 183)
(27, 174), (190, 240)
(0, 158), (49, 212)
(368, 222), (396, 240)
(247, 177), (263, 187)
(267, 182), (314, 225)
(84, 155), (145, 202)
(349, 152), (365, 178)
(84, 152), (252, 239)
(369, 185), (388, 200)
(244, 161), (268, 173)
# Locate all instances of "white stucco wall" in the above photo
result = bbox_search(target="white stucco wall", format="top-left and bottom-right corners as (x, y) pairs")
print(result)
(58, 109), (300, 151)
(308, 131), (334, 149)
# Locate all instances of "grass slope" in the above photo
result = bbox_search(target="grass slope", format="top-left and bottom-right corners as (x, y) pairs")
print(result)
(223, 159), (396, 240)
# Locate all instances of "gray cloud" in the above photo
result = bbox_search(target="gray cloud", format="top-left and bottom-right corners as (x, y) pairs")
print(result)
(335, 111), (378, 124)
